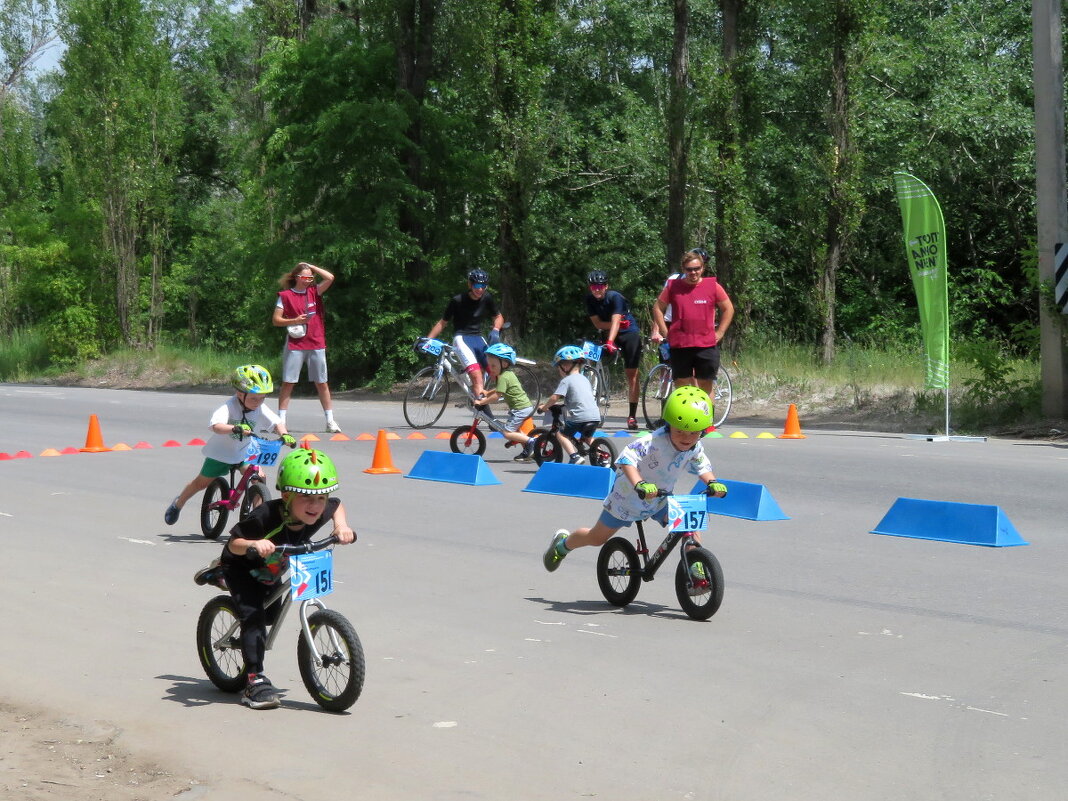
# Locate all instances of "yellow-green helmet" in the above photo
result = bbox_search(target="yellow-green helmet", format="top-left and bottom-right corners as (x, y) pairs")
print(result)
(662, 386), (713, 431)
(276, 448), (339, 495)
(232, 364), (274, 394)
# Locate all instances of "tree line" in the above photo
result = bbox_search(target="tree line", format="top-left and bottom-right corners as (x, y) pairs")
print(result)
(0, 0), (1041, 386)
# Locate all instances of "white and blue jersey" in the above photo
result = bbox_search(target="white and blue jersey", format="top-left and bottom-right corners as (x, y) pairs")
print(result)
(603, 428), (712, 523)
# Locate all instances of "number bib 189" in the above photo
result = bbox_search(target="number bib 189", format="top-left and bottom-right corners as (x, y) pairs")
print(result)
(291, 550), (333, 600)
(666, 495), (708, 533)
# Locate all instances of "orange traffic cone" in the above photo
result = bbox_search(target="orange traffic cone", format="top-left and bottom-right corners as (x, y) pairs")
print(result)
(779, 404), (806, 439)
(364, 429), (402, 474)
(79, 414), (112, 452)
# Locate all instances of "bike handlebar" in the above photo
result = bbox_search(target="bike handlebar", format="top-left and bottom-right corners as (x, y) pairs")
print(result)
(245, 535), (341, 558)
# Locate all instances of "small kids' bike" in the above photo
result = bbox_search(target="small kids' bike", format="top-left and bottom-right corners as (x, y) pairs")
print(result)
(195, 536), (365, 712)
(200, 435), (286, 540)
(449, 403), (531, 457)
(596, 489), (724, 620)
(532, 404), (617, 468)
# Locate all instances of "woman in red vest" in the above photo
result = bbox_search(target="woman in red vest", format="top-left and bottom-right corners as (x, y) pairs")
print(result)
(651, 249), (734, 406)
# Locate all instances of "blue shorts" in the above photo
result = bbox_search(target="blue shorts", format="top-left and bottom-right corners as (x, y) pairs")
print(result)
(597, 505), (669, 530)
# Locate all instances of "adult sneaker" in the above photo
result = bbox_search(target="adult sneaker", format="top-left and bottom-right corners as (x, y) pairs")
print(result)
(627, 417), (639, 431)
(241, 674), (280, 710)
(164, 499), (181, 526)
(543, 530), (570, 572)
(325, 420), (342, 434)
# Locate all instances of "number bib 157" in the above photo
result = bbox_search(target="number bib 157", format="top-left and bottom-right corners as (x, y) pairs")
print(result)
(666, 495), (708, 533)
(291, 550), (333, 600)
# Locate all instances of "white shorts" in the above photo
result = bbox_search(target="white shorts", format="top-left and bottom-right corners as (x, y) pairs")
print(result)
(282, 348), (329, 384)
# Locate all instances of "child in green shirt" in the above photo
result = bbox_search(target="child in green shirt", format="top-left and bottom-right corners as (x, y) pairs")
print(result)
(476, 343), (537, 462)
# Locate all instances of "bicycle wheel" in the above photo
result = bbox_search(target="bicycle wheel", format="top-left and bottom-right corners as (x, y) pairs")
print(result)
(297, 609), (366, 712)
(581, 365), (611, 421)
(712, 368), (732, 428)
(403, 365), (450, 429)
(196, 595), (247, 693)
(532, 431), (563, 466)
(587, 437), (617, 468)
(449, 424), (487, 456)
(675, 547), (725, 621)
(596, 537), (641, 607)
(240, 481), (271, 519)
(200, 477), (231, 540)
(641, 363), (673, 429)
(512, 362), (542, 413)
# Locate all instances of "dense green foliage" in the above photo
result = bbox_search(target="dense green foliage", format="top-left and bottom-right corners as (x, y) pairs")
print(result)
(0, 0), (1052, 388)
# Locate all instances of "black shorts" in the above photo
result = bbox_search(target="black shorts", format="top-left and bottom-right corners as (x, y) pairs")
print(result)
(670, 345), (720, 382)
(615, 329), (643, 370)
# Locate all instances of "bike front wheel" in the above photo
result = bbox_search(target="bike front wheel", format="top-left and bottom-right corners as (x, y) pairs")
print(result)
(581, 365), (611, 421)
(200, 477), (231, 540)
(597, 537), (641, 607)
(196, 595), (247, 693)
(587, 437), (617, 468)
(675, 547), (725, 620)
(240, 481), (271, 519)
(449, 424), (487, 456)
(640, 363), (673, 430)
(532, 431), (564, 466)
(403, 365), (450, 429)
(712, 368), (732, 428)
(297, 609), (366, 712)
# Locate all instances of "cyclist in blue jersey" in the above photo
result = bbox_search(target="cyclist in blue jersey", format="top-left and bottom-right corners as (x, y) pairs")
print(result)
(424, 269), (505, 399)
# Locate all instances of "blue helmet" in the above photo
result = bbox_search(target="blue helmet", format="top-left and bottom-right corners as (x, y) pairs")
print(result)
(485, 343), (516, 365)
(553, 345), (584, 365)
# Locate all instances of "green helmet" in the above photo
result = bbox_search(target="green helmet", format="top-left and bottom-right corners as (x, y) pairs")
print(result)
(661, 386), (713, 432)
(232, 364), (274, 394)
(276, 448), (339, 495)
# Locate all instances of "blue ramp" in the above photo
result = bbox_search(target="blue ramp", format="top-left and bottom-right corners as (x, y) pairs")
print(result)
(524, 461), (614, 500)
(872, 497), (1027, 547)
(689, 478), (789, 521)
(405, 451), (501, 486)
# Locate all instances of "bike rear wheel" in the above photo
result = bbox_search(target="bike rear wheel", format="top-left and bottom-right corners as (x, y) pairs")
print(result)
(196, 595), (247, 693)
(712, 368), (732, 428)
(240, 481), (271, 519)
(297, 609), (366, 712)
(675, 547), (724, 620)
(449, 424), (487, 456)
(641, 363), (673, 429)
(587, 436), (617, 468)
(403, 365), (450, 429)
(512, 362), (542, 413)
(200, 477), (231, 540)
(596, 537), (641, 606)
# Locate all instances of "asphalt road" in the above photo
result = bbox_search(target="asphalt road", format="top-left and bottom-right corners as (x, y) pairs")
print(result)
(2, 384), (1067, 800)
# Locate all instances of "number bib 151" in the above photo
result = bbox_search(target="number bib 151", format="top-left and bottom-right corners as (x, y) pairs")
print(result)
(666, 495), (708, 533)
(291, 550), (333, 600)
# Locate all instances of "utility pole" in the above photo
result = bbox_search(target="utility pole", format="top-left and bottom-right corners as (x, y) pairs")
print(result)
(1032, 0), (1068, 417)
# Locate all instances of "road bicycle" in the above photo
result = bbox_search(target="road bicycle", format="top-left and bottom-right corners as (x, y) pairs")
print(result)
(597, 489), (724, 620)
(404, 337), (542, 429)
(640, 346), (732, 430)
(531, 404), (617, 468)
(577, 339), (619, 422)
(195, 536), (365, 712)
(200, 435), (287, 540)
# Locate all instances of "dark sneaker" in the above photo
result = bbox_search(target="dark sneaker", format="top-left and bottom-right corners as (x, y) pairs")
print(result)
(543, 530), (570, 572)
(194, 559), (227, 589)
(514, 439), (536, 463)
(242, 674), (280, 710)
(164, 499), (181, 526)
(627, 417), (639, 431)
(568, 453), (586, 465)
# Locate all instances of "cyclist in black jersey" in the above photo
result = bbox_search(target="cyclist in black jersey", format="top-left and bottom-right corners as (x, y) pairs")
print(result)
(585, 270), (643, 430)
(424, 269), (505, 398)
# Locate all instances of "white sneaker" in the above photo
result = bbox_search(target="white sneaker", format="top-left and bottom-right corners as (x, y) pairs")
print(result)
(325, 420), (342, 434)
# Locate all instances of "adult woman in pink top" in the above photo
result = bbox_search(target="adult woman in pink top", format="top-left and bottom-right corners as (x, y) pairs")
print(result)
(272, 262), (341, 433)
(651, 249), (734, 400)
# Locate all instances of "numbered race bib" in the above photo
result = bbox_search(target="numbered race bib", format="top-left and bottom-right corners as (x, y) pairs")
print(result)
(666, 495), (709, 533)
(246, 438), (283, 467)
(581, 340), (602, 362)
(291, 550), (333, 601)
(421, 338), (444, 356)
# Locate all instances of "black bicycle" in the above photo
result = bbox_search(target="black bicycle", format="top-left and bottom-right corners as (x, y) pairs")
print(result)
(532, 404), (617, 468)
(596, 489), (724, 620)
